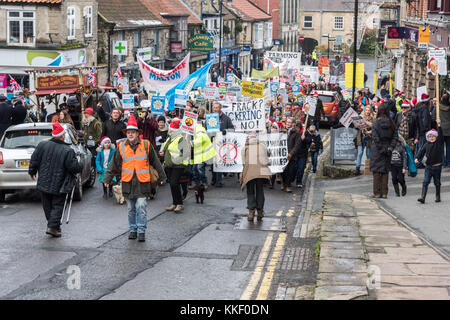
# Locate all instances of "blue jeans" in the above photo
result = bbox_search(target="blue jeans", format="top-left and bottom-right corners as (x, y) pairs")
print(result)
(314, 120), (320, 131)
(193, 163), (207, 185)
(423, 165), (442, 188)
(126, 198), (147, 233)
(356, 135), (370, 168)
(213, 171), (222, 184)
(311, 151), (319, 172)
(296, 156), (307, 185)
(443, 136), (450, 166)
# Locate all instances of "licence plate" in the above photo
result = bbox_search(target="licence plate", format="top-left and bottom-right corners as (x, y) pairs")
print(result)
(16, 160), (30, 168)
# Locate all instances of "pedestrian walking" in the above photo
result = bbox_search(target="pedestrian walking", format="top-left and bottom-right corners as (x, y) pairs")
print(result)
(369, 104), (398, 198)
(161, 119), (190, 213)
(101, 108), (126, 145)
(282, 118), (301, 193)
(308, 125), (323, 173)
(414, 94), (432, 167)
(103, 114), (166, 242)
(355, 105), (374, 175)
(240, 132), (271, 222)
(0, 95), (12, 138)
(432, 92), (450, 167)
(190, 122), (215, 190)
(415, 120), (444, 203)
(295, 123), (312, 188)
(96, 136), (116, 199)
(390, 135), (408, 197)
(28, 122), (83, 237)
(82, 108), (102, 157)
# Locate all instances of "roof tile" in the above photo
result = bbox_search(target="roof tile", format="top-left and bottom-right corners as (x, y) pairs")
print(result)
(0, 0), (62, 3)
(227, 0), (271, 21)
(139, 0), (202, 25)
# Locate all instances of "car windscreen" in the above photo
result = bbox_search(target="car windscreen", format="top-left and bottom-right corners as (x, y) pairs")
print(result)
(1, 129), (52, 149)
(319, 95), (335, 103)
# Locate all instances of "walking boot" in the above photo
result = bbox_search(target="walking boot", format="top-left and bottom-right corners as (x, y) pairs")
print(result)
(418, 186), (428, 204)
(281, 184), (285, 191)
(108, 186), (114, 198)
(128, 231), (137, 240)
(174, 205), (184, 213)
(355, 167), (361, 176)
(166, 204), (176, 211)
(137, 233), (145, 242)
(436, 186), (441, 203)
(393, 183), (400, 197)
(285, 186), (292, 193)
(46, 227), (61, 238)
(103, 185), (108, 199)
(401, 182), (407, 196)
(256, 209), (264, 222)
(248, 209), (255, 222)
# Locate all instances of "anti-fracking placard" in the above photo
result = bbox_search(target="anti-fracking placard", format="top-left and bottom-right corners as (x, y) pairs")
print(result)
(260, 133), (289, 174)
(213, 132), (247, 173)
(151, 96), (165, 115)
(181, 110), (198, 135)
(221, 98), (266, 132)
(174, 89), (188, 108)
(304, 96), (318, 116)
(339, 107), (358, 128)
(206, 113), (220, 132)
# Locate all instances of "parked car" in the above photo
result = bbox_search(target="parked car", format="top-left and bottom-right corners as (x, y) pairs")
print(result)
(0, 123), (96, 202)
(314, 90), (340, 125)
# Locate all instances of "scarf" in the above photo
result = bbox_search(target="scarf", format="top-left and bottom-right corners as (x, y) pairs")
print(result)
(399, 112), (409, 139)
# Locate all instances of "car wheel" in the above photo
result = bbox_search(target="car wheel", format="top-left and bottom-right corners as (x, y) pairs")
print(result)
(86, 166), (96, 188)
(73, 175), (83, 201)
(0, 191), (5, 203)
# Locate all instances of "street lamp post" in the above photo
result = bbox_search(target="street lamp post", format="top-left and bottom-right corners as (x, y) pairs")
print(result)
(321, 34), (336, 60)
(352, 0), (359, 103)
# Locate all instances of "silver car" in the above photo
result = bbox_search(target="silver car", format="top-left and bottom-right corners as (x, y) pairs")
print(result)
(0, 123), (96, 202)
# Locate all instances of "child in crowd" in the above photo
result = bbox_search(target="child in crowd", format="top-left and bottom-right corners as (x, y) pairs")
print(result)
(96, 136), (115, 199)
(390, 135), (408, 197)
(308, 125), (323, 173)
(415, 119), (443, 203)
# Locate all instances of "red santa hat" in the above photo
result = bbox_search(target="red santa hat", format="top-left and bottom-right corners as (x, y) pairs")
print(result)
(99, 136), (111, 148)
(411, 98), (417, 106)
(122, 114), (142, 133)
(169, 119), (181, 133)
(83, 108), (94, 115)
(399, 91), (406, 97)
(313, 91), (318, 96)
(271, 121), (280, 132)
(421, 93), (430, 102)
(401, 99), (411, 108)
(52, 122), (65, 137)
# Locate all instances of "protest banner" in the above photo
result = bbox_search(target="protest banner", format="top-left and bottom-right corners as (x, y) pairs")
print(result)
(174, 89), (188, 108)
(304, 96), (317, 116)
(341, 89), (352, 101)
(417, 86), (427, 102)
(202, 86), (218, 99)
(297, 66), (319, 84)
(260, 133), (289, 174)
(151, 95), (165, 115)
(427, 48), (447, 76)
(206, 113), (220, 132)
(226, 73), (234, 84)
(221, 98), (266, 132)
(181, 111), (198, 135)
(138, 54), (190, 95)
(318, 57), (329, 74)
(352, 116), (369, 130)
(251, 67), (280, 80)
(264, 51), (300, 81)
(242, 81), (264, 98)
(218, 82), (228, 94)
(140, 100), (151, 109)
(291, 83), (300, 94)
(213, 132), (247, 173)
(270, 81), (279, 94)
(122, 94), (135, 109)
(339, 107), (358, 128)
(330, 75), (337, 84)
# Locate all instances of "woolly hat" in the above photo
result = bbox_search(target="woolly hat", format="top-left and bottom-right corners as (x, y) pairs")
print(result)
(426, 129), (438, 138)
(100, 136), (111, 148)
(169, 119), (181, 133)
(84, 108), (94, 115)
(157, 115), (166, 123)
(122, 114), (142, 133)
(52, 122), (65, 137)
(421, 93), (430, 102)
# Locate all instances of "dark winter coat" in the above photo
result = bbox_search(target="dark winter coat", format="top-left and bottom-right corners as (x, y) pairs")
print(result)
(432, 104), (450, 137)
(414, 103), (432, 139)
(11, 101), (27, 125)
(391, 142), (407, 170)
(219, 112), (235, 131)
(416, 127), (444, 166)
(287, 127), (302, 160)
(313, 99), (324, 122)
(29, 138), (83, 195)
(370, 118), (398, 173)
(0, 99), (13, 138)
(394, 111), (416, 140)
(101, 118), (126, 144)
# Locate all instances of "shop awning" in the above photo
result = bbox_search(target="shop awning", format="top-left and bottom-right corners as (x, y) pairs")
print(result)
(32, 88), (78, 96)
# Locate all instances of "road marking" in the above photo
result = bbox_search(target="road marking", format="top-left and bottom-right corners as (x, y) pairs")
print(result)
(240, 233), (274, 300)
(256, 233), (287, 300)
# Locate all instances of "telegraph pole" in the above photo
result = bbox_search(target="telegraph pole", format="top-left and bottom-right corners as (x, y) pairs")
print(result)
(352, 0), (358, 102)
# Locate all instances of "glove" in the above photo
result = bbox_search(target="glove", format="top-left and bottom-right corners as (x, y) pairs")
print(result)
(287, 154), (292, 160)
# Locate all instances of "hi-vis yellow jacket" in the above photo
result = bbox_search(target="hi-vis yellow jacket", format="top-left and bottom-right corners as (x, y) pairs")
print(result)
(191, 124), (216, 164)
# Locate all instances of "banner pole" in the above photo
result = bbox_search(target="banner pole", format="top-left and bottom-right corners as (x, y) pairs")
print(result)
(436, 74), (440, 121)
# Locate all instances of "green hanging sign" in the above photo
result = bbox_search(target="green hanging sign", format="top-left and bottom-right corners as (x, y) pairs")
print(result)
(188, 34), (214, 51)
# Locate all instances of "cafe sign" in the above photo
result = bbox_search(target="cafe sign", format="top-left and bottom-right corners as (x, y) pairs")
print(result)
(37, 75), (80, 90)
(188, 34), (213, 51)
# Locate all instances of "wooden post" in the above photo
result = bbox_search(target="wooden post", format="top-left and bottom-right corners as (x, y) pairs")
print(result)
(436, 74), (440, 120)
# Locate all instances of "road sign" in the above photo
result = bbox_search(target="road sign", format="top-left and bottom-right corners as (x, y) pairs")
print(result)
(113, 41), (128, 56)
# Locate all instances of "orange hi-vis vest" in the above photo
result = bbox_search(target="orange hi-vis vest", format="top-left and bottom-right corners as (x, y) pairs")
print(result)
(118, 140), (151, 183)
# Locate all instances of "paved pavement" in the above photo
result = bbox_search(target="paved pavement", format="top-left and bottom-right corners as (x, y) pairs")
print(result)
(315, 165), (450, 259)
(314, 190), (450, 300)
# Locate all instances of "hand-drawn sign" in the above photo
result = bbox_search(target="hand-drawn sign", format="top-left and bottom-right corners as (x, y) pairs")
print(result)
(219, 143), (238, 162)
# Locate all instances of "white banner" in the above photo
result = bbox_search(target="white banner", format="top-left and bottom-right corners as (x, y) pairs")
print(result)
(138, 54), (190, 95)
(260, 133), (288, 174)
(213, 132), (247, 173)
(221, 98), (266, 132)
(297, 66), (319, 84)
(339, 107), (359, 128)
